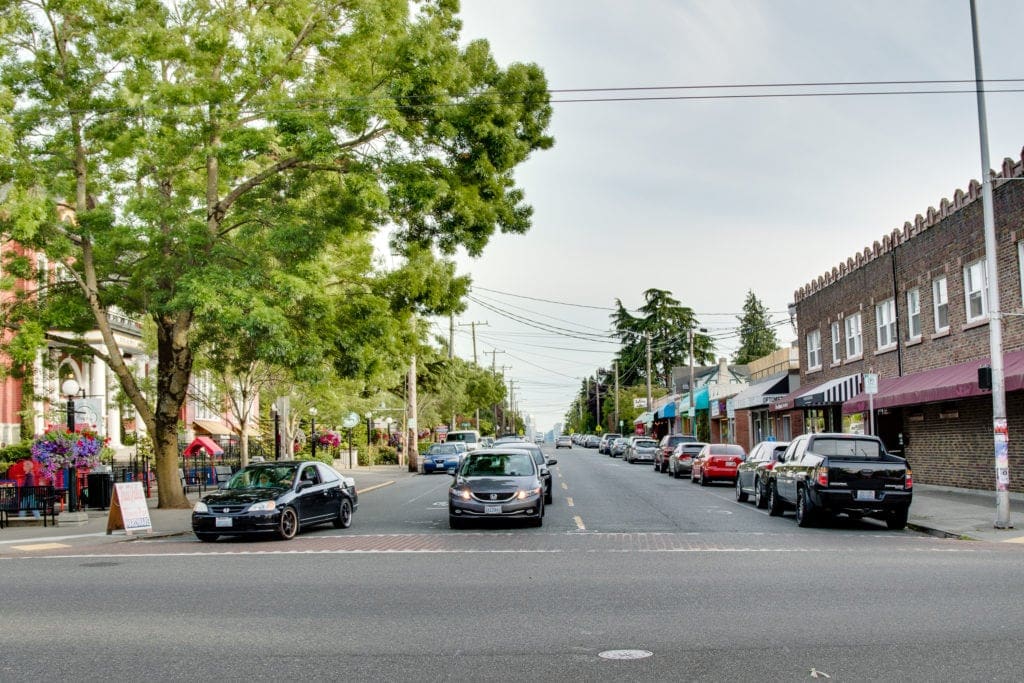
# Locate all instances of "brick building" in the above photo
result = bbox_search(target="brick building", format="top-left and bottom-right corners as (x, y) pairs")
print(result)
(776, 148), (1024, 491)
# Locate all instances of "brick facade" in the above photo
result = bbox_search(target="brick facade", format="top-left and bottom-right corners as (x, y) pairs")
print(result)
(789, 148), (1024, 491)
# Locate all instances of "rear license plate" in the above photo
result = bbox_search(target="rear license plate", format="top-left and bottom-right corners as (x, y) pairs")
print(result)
(215, 517), (233, 528)
(725, 461), (737, 467)
(484, 505), (502, 514)
(854, 490), (875, 501)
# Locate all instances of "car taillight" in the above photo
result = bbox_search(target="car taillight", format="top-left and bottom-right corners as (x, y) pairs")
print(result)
(764, 462), (776, 471)
(816, 466), (829, 487)
(905, 468), (913, 489)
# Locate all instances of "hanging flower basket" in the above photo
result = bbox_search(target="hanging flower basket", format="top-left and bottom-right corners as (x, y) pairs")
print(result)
(30, 428), (105, 480)
(317, 430), (341, 448)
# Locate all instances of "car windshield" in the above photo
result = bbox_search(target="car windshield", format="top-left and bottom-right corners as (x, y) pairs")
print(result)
(428, 444), (458, 455)
(635, 439), (658, 447)
(446, 432), (478, 443)
(812, 438), (883, 459)
(462, 453), (535, 477)
(683, 444), (706, 454)
(226, 465), (297, 489)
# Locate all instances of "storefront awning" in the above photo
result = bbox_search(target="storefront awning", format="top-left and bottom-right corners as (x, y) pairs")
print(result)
(795, 373), (863, 408)
(193, 419), (233, 435)
(679, 387), (710, 412)
(633, 411), (654, 425)
(732, 372), (794, 410)
(843, 349), (1024, 414)
(655, 401), (677, 420)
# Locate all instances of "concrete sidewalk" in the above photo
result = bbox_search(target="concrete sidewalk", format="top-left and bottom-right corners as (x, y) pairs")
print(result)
(3, 468), (1024, 546)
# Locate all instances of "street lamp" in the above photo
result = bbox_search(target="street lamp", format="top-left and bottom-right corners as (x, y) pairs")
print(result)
(364, 411), (373, 452)
(271, 404), (280, 461)
(309, 407), (318, 460)
(61, 378), (84, 512)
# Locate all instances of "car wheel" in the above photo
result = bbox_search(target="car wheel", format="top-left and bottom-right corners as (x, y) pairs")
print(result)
(530, 502), (544, 527)
(195, 532), (218, 543)
(886, 506), (909, 531)
(277, 507), (299, 540)
(699, 470), (708, 486)
(768, 482), (784, 517)
(672, 463), (681, 479)
(754, 477), (768, 509)
(545, 488), (553, 505)
(333, 498), (353, 529)
(449, 515), (464, 529)
(735, 477), (749, 502)
(796, 487), (816, 527)
(690, 469), (697, 483)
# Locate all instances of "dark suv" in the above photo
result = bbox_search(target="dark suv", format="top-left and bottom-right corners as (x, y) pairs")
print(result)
(655, 434), (697, 473)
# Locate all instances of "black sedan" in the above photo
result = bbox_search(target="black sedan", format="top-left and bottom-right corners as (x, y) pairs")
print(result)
(449, 450), (544, 528)
(191, 461), (358, 541)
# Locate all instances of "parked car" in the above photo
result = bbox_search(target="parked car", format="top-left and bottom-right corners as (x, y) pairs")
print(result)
(585, 435), (601, 448)
(504, 442), (557, 504)
(481, 436), (495, 448)
(767, 433), (912, 529)
(555, 435), (572, 449)
(192, 461), (357, 542)
(610, 437), (630, 458)
(448, 449), (544, 528)
(668, 442), (709, 478)
(655, 434), (697, 472)
(445, 429), (482, 451)
(495, 435), (528, 444)
(422, 443), (463, 474)
(735, 440), (790, 507)
(690, 444), (746, 485)
(625, 437), (659, 463)
(598, 433), (622, 454)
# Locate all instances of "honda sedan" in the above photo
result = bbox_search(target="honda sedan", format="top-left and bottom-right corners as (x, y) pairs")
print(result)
(192, 461), (357, 541)
(449, 450), (544, 528)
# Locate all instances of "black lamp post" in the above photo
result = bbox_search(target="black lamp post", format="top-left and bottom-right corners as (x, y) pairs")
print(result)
(309, 407), (318, 460)
(365, 411), (373, 450)
(271, 404), (280, 461)
(61, 378), (84, 513)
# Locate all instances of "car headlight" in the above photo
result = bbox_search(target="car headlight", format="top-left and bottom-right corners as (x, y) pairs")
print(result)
(193, 501), (209, 513)
(248, 500), (277, 512)
(516, 487), (542, 500)
(451, 487), (472, 500)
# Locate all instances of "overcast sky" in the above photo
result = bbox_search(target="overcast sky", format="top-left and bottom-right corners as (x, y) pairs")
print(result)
(405, 1), (1024, 433)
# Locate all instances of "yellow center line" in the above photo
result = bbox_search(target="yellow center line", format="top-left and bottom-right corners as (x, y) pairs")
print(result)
(566, 497), (575, 507)
(357, 480), (395, 494)
(10, 543), (70, 551)
(561, 482), (568, 491)
(574, 515), (586, 531)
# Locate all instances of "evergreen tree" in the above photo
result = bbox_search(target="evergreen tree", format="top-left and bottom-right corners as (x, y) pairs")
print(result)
(734, 291), (780, 364)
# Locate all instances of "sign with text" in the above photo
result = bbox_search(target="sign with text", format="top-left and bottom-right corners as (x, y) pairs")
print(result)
(864, 373), (879, 395)
(633, 397), (647, 409)
(106, 482), (153, 536)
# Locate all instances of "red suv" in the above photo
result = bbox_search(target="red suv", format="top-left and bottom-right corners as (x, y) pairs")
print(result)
(655, 434), (696, 473)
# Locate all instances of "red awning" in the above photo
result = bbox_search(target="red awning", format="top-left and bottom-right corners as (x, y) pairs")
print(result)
(843, 349), (1024, 414)
(183, 436), (224, 457)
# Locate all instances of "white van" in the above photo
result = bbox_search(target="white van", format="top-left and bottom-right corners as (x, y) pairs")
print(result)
(445, 430), (482, 451)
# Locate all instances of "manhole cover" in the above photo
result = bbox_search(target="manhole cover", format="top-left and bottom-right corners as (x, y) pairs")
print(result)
(598, 650), (653, 660)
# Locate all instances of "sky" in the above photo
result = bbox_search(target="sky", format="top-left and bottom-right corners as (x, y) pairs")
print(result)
(392, 0), (1024, 433)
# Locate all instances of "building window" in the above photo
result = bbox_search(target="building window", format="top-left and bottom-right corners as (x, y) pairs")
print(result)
(875, 298), (896, 349)
(907, 288), (921, 340)
(933, 276), (949, 332)
(806, 329), (821, 370)
(844, 312), (862, 358)
(831, 321), (841, 363)
(963, 259), (988, 322)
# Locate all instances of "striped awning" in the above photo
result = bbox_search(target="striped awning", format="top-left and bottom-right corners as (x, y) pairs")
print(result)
(794, 373), (863, 408)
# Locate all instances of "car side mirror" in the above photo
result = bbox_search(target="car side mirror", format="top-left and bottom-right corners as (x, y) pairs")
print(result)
(546, 458), (558, 466)
(297, 480), (314, 491)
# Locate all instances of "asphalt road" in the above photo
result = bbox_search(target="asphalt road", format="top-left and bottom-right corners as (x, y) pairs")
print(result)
(4, 444), (1024, 682)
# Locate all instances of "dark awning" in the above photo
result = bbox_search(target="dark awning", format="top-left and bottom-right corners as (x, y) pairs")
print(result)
(843, 349), (1024, 414)
(795, 373), (863, 408)
(732, 372), (793, 410)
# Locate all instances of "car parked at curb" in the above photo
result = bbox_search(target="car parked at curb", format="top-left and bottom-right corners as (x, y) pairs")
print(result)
(690, 444), (746, 485)
(766, 433), (912, 529)
(610, 437), (630, 458)
(668, 441), (709, 478)
(655, 434), (697, 473)
(192, 461), (357, 542)
(448, 449), (545, 528)
(735, 440), (790, 507)
(598, 433), (622, 455)
(555, 435), (572, 449)
(625, 437), (659, 463)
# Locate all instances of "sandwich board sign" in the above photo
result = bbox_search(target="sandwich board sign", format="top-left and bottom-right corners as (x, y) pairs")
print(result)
(106, 481), (153, 535)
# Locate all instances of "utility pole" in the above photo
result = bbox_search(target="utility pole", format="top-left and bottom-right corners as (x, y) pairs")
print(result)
(688, 327), (696, 438)
(490, 350), (506, 435)
(508, 378), (516, 434)
(970, 0), (1011, 528)
(586, 376), (591, 430)
(614, 361), (620, 433)
(448, 313), (455, 359)
(407, 350), (418, 471)
(596, 373), (602, 431)
(645, 332), (653, 410)
(461, 321), (489, 431)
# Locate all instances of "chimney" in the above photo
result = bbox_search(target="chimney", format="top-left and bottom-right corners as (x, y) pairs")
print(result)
(718, 357), (729, 383)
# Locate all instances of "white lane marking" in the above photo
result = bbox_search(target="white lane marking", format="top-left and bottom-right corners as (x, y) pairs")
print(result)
(566, 497), (575, 507)
(358, 481), (395, 494)
(599, 650), (653, 661)
(0, 532), (108, 546)
(561, 482), (568, 490)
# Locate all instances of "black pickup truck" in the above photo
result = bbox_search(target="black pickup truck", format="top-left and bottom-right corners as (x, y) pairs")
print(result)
(766, 433), (912, 530)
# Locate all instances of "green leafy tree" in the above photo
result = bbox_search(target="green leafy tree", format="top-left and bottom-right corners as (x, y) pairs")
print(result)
(611, 289), (714, 389)
(0, 1), (552, 507)
(733, 290), (780, 364)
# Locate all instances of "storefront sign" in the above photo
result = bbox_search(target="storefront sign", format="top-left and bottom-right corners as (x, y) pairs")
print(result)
(633, 397), (647, 409)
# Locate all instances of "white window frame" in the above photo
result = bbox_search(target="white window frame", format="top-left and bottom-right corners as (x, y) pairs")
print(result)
(875, 298), (897, 349)
(963, 259), (988, 322)
(806, 329), (821, 371)
(830, 321), (841, 363)
(907, 288), (921, 340)
(844, 312), (862, 359)
(933, 276), (949, 333)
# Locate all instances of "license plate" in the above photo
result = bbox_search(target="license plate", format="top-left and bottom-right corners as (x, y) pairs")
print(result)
(855, 490), (875, 501)
(215, 517), (233, 528)
(725, 461), (737, 467)
(436, 460), (446, 465)
(484, 505), (502, 514)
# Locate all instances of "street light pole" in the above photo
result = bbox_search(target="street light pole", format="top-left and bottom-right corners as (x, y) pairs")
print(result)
(61, 378), (84, 513)
(309, 407), (318, 460)
(271, 404), (280, 461)
(365, 411), (373, 464)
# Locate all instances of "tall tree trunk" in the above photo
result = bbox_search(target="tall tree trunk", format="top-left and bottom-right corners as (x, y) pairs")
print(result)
(154, 313), (194, 508)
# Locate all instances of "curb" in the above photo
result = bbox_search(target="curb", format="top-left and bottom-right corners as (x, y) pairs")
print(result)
(907, 521), (974, 541)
